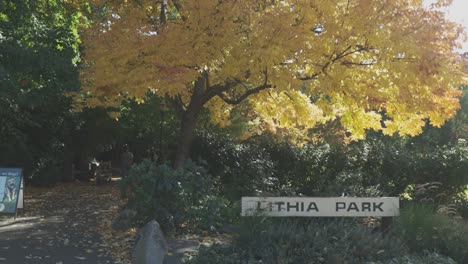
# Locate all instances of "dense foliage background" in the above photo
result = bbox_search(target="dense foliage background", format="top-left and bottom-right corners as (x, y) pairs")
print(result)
(1, 0), (466, 263)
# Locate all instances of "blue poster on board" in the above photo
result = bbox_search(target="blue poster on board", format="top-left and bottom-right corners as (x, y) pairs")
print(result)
(0, 168), (23, 214)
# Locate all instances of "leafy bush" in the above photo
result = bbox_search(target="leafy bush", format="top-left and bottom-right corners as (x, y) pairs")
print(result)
(190, 249), (458, 264)
(374, 252), (456, 264)
(192, 131), (466, 208)
(455, 198), (468, 219)
(29, 162), (60, 187)
(263, 141), (347, 196)
(28, 154), (63, 186)
(341, 136), (415, 197)
(120, 159), (229, 231)
(410, 139), (468, 203)
(192, 131), (276, 200)
(187, 244), (242, 264)
(189, 214), (466, 264)
(189, 218), (405, 264)
(394, 203), (468, 263)
(257, 135), (414, 198)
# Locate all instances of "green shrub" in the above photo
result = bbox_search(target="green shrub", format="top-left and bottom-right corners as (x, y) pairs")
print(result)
(410, 140), (468, 203)
(188, 244), (244, 264)
(394, 204), (468, 263)
(190, 250), (459, 264)
(192, 131), (276, 200)
(455, 198), (468, 219)
(119, 159), (229, 231)
(30, 159), (60, 186)
(342, 136), (415, 197)
(192, 131), (466, 207)
(264, 141), (347, 196)
(189, 218), (405, 264)
(261, 135), (414, 198)
(374, 252), (456, 264)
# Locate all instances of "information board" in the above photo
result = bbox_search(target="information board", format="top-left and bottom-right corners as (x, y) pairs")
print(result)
(0, 168), (23, 214)
(242, 197), (399, 217)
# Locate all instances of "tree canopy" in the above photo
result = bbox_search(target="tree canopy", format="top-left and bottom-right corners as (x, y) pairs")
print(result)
(0, 0), (83, 175)
(78, 0), (465, 165)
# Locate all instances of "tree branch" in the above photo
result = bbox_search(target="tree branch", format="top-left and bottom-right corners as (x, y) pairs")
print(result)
(218, 83), (273, 105)
(201, 79), (238, 104)
(341, 61), (376, 66)
(160, 0), (167, 26)
(171, 0), (187, 21)
(262, 67), (269, 86)
(298, 72), (320, 81)
(299, 45), (374, 80)
(168, 95), (185, 118)
(194, 66), (275, 106)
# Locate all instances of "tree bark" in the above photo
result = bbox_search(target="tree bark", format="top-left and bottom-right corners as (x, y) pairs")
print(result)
(173, 108), (199, 169)
(171, 72), (272, 169)
(62, 135), (74, 182)
(173, 75), (207, 169)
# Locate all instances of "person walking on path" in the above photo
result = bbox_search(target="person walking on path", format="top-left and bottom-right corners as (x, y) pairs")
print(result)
(121, 145), (134, 178)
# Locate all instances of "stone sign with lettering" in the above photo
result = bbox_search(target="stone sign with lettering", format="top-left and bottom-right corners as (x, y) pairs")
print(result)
(241, 197), (399, 217)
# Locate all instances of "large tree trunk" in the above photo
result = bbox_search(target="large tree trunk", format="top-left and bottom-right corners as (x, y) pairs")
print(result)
(173, 109), (199, 169)
(170, 71), (271, 169)
(173, 76), (207, 169)
(62, 134), (74, 182)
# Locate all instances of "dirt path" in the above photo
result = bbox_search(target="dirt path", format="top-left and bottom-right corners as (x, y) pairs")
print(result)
(0, 181), (232, 264)
(0, 181), (129, 264)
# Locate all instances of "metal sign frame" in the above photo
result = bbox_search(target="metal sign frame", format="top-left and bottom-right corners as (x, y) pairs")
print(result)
(0, 168), (24, 217)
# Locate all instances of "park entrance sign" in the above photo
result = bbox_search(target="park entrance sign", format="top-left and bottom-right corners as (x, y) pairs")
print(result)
(0, 168), (23, 214)
(241, 197), (399, 217)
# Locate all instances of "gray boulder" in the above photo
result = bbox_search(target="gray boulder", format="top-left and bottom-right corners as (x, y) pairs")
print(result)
(132, 220), (168, 264)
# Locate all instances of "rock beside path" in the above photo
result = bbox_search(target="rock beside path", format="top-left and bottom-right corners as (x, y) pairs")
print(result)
(132, 220), (168, 264)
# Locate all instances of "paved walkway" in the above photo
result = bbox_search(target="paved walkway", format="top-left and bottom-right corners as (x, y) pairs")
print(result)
(0, 183), (115, 264)
(0, 182), (226, 264)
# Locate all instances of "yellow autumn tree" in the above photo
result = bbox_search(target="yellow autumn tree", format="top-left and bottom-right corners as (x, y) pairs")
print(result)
(78, 0), (465, 167)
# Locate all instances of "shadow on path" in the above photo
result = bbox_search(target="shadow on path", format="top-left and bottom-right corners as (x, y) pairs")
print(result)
(0, 183), (115, 264)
